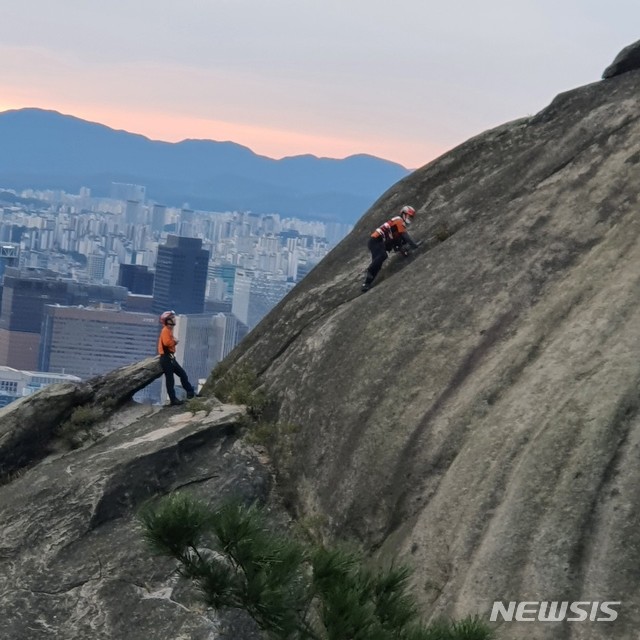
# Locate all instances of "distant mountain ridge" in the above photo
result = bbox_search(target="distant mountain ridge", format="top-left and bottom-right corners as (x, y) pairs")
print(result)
(0, 108), (411, 223)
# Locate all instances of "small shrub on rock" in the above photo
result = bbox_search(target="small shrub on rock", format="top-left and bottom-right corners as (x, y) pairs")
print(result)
(56, 404), (104, 449)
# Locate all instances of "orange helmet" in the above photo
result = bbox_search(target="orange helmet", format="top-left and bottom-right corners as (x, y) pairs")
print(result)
(159, 310), (176, 325)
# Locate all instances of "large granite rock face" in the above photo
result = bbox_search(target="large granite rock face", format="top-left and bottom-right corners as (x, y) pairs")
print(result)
(207, 43), (640, 638)
(0, 362), (268, 639)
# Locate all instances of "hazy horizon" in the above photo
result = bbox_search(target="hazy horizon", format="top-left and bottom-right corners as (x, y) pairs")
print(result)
(1, 1), (638, 168)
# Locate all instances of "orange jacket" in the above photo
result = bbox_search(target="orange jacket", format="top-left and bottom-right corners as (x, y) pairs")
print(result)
(158, 325), (177, 355)
(371, 215), (408, 241)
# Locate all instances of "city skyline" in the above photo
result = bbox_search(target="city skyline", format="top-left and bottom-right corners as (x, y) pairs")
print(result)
(0, 186), (348, 390)
(1, 2), (638, 168)
(1, 185), (348, 281)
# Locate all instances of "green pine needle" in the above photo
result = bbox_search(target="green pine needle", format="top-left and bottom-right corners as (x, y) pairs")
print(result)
(138, 492), (212, 558)
(139, 497), (495, 640)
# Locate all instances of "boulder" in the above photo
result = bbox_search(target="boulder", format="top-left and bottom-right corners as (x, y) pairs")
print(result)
(87, 355), (163, 405)
(0, 356), (163, 478)
(0, 382), (93, 477)
(602, 38), (640, 78)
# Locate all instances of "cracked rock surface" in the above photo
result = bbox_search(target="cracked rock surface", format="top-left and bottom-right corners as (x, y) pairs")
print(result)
(0, 394), (267, 640)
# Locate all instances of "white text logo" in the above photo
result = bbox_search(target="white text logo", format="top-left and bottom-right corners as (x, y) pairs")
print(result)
(490, 601), (620, 622)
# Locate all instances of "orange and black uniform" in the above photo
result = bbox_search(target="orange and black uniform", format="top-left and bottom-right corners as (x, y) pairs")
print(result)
(158, 325), (177, 356)
(363, 215), (418, 288)
(158, 320), (195, 403)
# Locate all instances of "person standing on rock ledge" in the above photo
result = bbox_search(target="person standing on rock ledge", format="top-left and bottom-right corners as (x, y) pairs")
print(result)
(157, 310), (196, 406)
(362, 205), (420, 292)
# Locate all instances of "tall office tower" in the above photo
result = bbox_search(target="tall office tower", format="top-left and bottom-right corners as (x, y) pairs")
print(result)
(211, 312), (248, 362)
(117, 264), (154, 295)
(247, 212), (261, 234)
(207, 263), (237, 301)
(74, 282), (128, 307)
(87, 252), (107, 282)
(110, 182), (146, 203)
(169, 312), (248, 402)
(171, 314), (215, 398)
(247, 277), (294, 330)
(0, 243), (19, 282)
(0, 268), (128, 370)
(125, 200), (141, 225)
(39, 305), (161, 403)
(0, 268), (74, 369)
(205, 299), (233, 314)
(151, 204), (167, 233)
(180, 208), (195, 225)
(178, 208), (195, 237)
(230, 269), (252, 327)
(206, 278), (226, 301)
(123, 293), (153, 313)
(283, 248), (298, 281)
(257, 252), (278, 273)
(152, 235), (209, 315)
(262, 215), (280, 234)
(232, 271), (294, 331)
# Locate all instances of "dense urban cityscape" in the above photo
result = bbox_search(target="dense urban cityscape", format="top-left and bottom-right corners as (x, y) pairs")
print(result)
(0, 182), (352, 406)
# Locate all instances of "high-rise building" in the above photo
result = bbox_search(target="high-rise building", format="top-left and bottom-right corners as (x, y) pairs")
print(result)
(0, 243), (19, 282)
(230, 269), (252, 328)
(247, 213), (261, 235)
(125, 200), (141, 225)
(232, 270), (294, 331)
(178, 208), (195, 238)
(262, 215), (280, 234)
(211, 312), (248, 362)
(205, 299), (233, 314)
(172, 314), (215, 398)
(151, 204), (167, 233)
(207, 263), (237, 301)
(39, 305), (161, 403)
(118, 264), (154, 295)
(206, 278), (226, 301)
(152, 235), (209, 315)
(87, 252), (106, 282)
(0, 269), (74, 370)
(180, 209), (195, 225)
(168, 312), (248, 402)
(0, 268), (127, 370)
(123, 294), (154, 313)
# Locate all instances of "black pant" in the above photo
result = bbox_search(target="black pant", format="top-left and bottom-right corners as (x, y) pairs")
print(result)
(160, 353), (195, 402)
(364, 237), (388, 285)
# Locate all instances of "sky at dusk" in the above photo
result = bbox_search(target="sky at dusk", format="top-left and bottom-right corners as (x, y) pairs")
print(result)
(1, 1), (639, 169)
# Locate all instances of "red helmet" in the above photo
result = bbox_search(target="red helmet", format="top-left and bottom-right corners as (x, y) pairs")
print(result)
(400, 205), (416, 218)
(159, 310), (176, 325)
